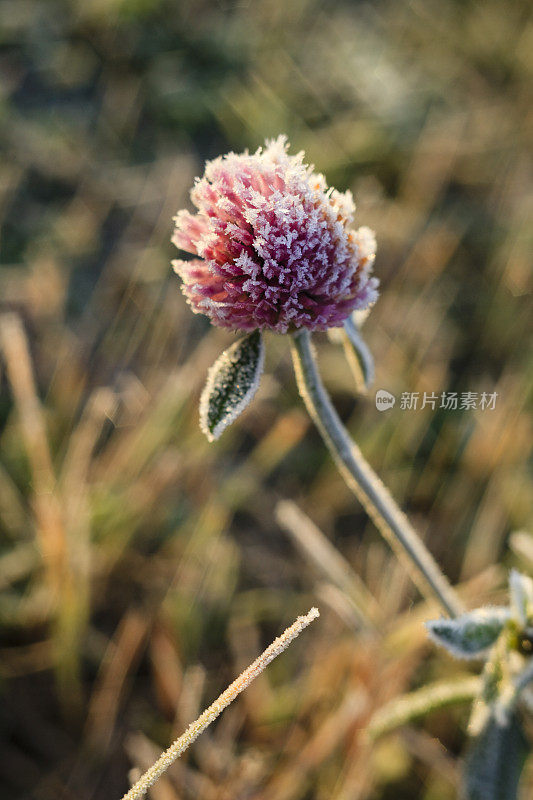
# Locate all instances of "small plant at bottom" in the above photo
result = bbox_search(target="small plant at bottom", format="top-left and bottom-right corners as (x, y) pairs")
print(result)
(426, 570), (533, 800)
(369, 571), (533, 799)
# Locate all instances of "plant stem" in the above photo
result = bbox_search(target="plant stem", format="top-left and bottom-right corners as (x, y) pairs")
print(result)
(290, 329), (463, 619)
(368, 676), (480, 739)
(120, 608), (319, 800)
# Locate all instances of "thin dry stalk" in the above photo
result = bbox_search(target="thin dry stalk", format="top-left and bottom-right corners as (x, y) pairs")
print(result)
(85, 609), (150, 751)
(0, 313), (67, 595)
(0, 313), (85, 703)
(276, 499), (381, 630)
(121, 608), (319, 800)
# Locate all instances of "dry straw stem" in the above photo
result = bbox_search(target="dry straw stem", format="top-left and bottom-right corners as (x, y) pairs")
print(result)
(121, 607), (320, 800)
(0, 313), (89, 704)
(276, 500), (382, 630)
(0, 313), (67, 597)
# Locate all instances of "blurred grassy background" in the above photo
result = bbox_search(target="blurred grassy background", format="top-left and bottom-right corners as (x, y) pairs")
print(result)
(0, 0), (532, 797)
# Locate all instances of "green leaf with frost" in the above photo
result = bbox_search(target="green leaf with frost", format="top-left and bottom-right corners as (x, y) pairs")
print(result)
(463, 708), (528, 800)
(342, 316), (374, 390)
(200, 330), (264, 442)
(509, 569), (533, 627)
(426, 608), (510, 659)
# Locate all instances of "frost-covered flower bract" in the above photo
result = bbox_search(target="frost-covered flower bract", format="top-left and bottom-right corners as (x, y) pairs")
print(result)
(172, 136), (378, 333)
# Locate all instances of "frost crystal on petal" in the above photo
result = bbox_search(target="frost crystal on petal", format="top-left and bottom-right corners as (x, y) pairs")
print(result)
(172, 136), (378, 332)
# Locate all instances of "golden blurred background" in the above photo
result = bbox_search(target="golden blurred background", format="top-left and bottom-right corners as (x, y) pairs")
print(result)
(0, 0), (532, 797)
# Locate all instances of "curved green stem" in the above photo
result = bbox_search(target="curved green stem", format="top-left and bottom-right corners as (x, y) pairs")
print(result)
(290, 329), (463, 619)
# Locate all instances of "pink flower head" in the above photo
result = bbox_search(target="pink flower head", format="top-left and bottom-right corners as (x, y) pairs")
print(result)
(172, 136), (378, 333)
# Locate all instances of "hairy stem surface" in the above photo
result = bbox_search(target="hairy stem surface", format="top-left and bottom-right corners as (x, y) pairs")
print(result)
(291, 329), (462, 618)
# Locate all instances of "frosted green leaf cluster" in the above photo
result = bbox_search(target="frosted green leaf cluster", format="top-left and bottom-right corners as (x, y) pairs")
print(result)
(425, 570), (533, 800)
(425, 608), (510, 659)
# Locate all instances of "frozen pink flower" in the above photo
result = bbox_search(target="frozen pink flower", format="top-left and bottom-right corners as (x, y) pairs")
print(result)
(172, 136), (378, 333)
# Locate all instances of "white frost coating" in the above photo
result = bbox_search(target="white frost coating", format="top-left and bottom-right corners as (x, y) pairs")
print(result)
(425, 607), (510, 660)
(199, 332), (265, 442)
(352, 226), (376, 262)
(509, 569), (533, 627)
(120, 607), (319, 800)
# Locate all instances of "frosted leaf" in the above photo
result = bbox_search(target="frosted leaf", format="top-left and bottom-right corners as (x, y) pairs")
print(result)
(200, 330), (264, 442)
(426, 608), (510, 660)
(343, 315), (375, 389)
